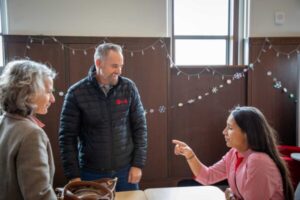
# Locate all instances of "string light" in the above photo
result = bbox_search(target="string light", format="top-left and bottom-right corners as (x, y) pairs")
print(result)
(23, 36), (299, 113)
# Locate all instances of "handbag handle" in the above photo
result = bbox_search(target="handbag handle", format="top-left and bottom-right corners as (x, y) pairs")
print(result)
(63, 180), (113, 200)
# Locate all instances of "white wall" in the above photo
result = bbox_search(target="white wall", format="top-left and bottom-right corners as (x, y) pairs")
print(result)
(250, 0), (300, 37)
(3, 0), (170, 37)
(4, 0), (300, 37)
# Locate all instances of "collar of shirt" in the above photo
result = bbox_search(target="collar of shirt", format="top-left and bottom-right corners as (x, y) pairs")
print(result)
(27, 115), (45, 128)
(99, 84), (112, 95)
(234, 149), (252, 171)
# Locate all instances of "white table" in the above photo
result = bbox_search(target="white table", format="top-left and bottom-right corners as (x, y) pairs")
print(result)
(291, 153), (300, 161)
(144, 186), (225, 200)
(115, 190), (147, 200)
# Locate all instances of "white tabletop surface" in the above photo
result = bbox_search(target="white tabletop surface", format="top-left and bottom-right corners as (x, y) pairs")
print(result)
(144, 186), (226, 200)
(115, 190), (147, 200)
(291, 153), (300, 161)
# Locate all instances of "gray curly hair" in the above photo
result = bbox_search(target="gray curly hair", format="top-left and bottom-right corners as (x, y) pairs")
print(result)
(0, 59), (56, 116)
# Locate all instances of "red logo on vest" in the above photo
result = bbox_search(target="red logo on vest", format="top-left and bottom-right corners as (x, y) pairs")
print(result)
(116, 99), (128, 105)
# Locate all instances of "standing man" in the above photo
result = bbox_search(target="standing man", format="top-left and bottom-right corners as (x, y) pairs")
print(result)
(59, 43), (147, 191)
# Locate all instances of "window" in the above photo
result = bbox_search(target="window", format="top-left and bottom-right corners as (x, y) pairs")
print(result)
(0, 2), (3, 67)
(173, 0), (246, 66)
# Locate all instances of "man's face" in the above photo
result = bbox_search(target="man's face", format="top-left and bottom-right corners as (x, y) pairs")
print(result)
(96, 50), (124, 85)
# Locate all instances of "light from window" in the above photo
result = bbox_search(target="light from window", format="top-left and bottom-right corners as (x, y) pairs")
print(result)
(0, 37), (3, 67)
(0, 5), (3, 67)
(174, 0), (228, 36)
(175, 39), (226, 65)
(173, 0), (231, 66)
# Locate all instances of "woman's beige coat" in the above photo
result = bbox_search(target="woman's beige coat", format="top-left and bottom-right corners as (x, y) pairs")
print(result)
(0, 113), (56, 200)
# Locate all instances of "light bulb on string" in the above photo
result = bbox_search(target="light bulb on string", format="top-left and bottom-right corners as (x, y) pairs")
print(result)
(141, 50), (144, 55)
(131, 52), (134, 57)
(151, 46), (155, 50)
(61, 45), (64, 50)
(84, 50), (87, 55)
(72, 49), (75, 55)
(276, 52), (280, 57)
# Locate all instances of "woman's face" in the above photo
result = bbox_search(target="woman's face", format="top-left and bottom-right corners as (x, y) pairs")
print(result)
(223, 114), (248, 152)
(31, 77), (55, 115)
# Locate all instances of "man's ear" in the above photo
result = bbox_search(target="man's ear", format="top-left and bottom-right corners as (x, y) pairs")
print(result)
(95, 59), (101, 67)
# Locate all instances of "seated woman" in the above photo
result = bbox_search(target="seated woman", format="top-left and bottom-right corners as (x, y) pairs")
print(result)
(0, 60), (57, 199)
(173, 106), (293, 200)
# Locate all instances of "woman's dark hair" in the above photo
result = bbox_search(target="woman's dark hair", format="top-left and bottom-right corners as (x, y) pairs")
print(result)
(231, 106), (294, 200)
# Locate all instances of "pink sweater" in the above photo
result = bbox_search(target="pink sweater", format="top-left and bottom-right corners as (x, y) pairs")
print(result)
(195, 148), (284, 200)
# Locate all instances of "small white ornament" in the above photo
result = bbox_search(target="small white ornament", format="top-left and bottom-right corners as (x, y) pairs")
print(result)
(212, 87), (218, 94)
(267, 71), (272, 76)
(187, 99), (195, 104)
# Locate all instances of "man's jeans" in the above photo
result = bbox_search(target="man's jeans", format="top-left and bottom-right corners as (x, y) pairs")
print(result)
(80, 165), (139, 192)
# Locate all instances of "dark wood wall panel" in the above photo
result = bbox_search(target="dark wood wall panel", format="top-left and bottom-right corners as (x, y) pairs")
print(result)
(248, 38), (299, 145)
(3, 35), (298, 189)
(169, 67), (247, 180)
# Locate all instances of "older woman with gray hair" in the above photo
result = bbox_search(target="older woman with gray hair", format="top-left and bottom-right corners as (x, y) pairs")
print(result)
(0, 59), (57, 200)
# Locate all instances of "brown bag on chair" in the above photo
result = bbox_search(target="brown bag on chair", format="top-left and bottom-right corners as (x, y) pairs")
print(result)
(56, 177), (118, 200)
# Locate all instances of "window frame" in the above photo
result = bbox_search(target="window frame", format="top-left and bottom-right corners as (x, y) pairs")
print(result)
(172, 0), (241, 67)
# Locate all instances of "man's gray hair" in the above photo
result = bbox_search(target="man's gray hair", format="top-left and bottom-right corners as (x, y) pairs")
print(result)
(94, 43), (123, 63)
(0, 59), (56, 116)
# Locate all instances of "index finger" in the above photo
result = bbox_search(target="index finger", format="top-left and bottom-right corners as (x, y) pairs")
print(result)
(172, 139), (186, 146)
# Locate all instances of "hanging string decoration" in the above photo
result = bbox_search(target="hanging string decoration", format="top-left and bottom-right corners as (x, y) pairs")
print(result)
(23, 36), (299, 114)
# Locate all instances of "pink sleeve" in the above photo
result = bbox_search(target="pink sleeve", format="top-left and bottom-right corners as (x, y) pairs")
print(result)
(195, 150), (233, 185)
(242, 154), (283, 200)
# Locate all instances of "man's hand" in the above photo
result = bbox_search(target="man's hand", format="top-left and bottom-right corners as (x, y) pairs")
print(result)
(128, 166), (142, 184)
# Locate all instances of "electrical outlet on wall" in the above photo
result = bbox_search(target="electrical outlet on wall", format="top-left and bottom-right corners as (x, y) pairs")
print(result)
(274, 11), (285, 25)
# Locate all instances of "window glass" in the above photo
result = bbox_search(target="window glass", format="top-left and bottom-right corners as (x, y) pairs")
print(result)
(175, 39), (226, 65)
(0, 38), (3, 67)
(0, 6), (3, 67)
(174, 0), (228, 36)
(173, 0), (232, 66)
